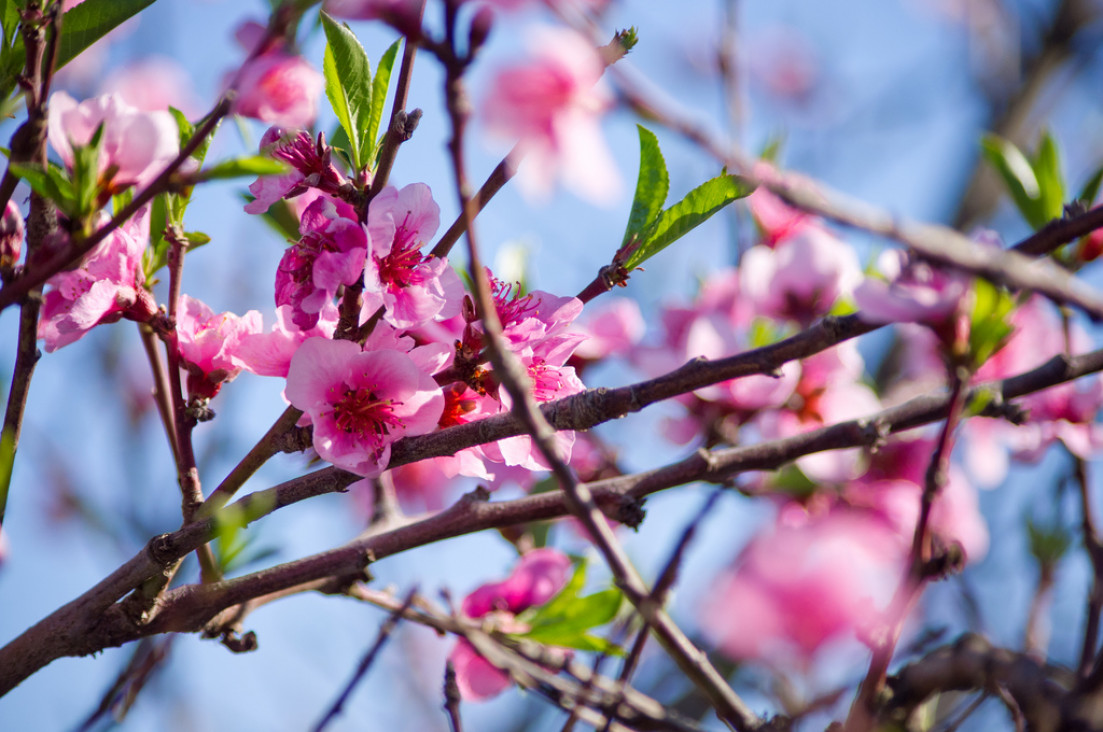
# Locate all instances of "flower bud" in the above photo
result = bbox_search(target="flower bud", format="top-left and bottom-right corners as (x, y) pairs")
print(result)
(0, 201), (23, 268)
(469, 7), (493, 54)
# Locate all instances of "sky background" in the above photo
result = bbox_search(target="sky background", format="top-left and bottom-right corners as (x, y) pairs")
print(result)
(1, 0), (1103, 729)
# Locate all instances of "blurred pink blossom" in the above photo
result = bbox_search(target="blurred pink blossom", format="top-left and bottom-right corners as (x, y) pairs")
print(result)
(483, 27), (618, 203)
(570, 297), (645, 362)
(322, 0), (422, 21)
(235, 304), (339, 379)
(47, 92), (180, 192)
(99, 56), (200, 115)
(854, 249), (971, 327)
(701, 509), (905, 665)
(229, 22), (324, 129)
(0, 200), (23, 268)
(285, 337), (444, 477)
(449, 549), (572, 700)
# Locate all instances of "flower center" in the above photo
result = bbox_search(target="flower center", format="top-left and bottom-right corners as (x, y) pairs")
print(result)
(376, 240), (427, 290)
(490, 276), (537, 327)
(331, 385), (404, 442)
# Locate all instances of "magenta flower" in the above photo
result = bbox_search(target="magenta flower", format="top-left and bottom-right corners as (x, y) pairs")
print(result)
(0, 200), (23, 268)
(284, 337), (444, 476)
(448, 549), (572, 701)
(245, 127), (348, 215)
(483, 27), (619, 203)
(363, 184), (463, 329)
(38, 208), (157, 352)
(175, 295), (263, 400)
(47, 92), (180, 192)
(276, 197), (367, 330)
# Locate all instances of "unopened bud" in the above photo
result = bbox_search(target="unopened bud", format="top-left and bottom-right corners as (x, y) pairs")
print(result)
(469, 7), (494, 54)
(0, 201), (23, 268)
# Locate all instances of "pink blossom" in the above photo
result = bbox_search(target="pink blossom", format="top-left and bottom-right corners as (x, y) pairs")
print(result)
(99, 56), (200, 115)
(235, 305), (339, 378)
(229, 24), (324, 129)
(47, 91), (180, 192)
(853, 249), (971, 326)
(570, 297), (645, 362)
(175, 296), (263, 400)
(483, 27), (619, 203)
(746, 189), (813, 246)
(740, 224), (861, 324)
(38, 208), (157, 352)
(276, 197), (367, 330)
(448, 549), (572, 701)
(245, 127), (348, 215)
(284, 337), (444, 477)
(322, 0), (422, 21)
(701, 509), (905, 665)
(362, 184), (463, 329)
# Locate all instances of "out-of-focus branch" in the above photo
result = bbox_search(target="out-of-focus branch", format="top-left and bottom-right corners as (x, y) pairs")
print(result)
(612, 68), (1103, 321)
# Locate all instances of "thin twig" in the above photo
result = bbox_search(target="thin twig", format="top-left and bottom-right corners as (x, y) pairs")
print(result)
(1075, 455), (1103, 677)
(443, 661), (464, 732)
(312, 588), (417, 732)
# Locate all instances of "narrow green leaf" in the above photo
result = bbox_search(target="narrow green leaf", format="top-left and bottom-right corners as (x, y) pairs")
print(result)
(9, 161), (71, 209)
(1032, 131), (1064, 224)
(0, 429), (15, 525)
(525, 633), (624, 655)
(366, 39), (401, 162)
(621, 125), (669, 248)
(197, 155), (288, 182)
(0, 0), (19, 48)
(980, 134), (1045, 230)
(625, 174), (755, 270)
(183, 231), (211, 248)
(56, 0), (156, 70)
(1077, 165), (1103, 207)
(321, 11), (372, 171)
(519, 559), (586, 625)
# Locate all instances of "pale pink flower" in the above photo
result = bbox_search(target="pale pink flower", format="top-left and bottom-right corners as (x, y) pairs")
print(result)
(448, 549), (572, 701)
(47, 91), (180, 192)
(38, 208), (156, 352)
(854, 249), (971, 326)
(99, 56), (200, 115)
(175, 295), (263, 400)
(235, 305), (339, 379)
(483, 27), (619, 203)
(284, 337), (444, 476)
(362, 184), (463, 329)
(740, 224), (861, 324)
(245, 126), (348, 215)
(276, 197), (367, 330)
(229, 23), (324, 129)
(746, 189), (813, 246)
(570, 297), (645, 362)
(700, 509), (905, 665)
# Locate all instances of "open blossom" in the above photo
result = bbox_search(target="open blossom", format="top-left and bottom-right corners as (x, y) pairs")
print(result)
(277, 198), (367, 330)
(245, 127), (348, 215)
(740, 224), (861, 324)
(363, 183), (463, 329)
(448, 549), (572, 700)
(38, 208), (157, 352)
(854, 249), (971, 326)
(228, 21), (324, 129)
(47, 92), (179, 192)
(175, 296), (263, 400)
(701, 509), (905, 665)
(235, 304), (338, 378)
(483, 27), (618, 203)
(285, 337), (443, 477)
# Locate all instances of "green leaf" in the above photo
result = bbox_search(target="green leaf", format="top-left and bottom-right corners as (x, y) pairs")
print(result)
(196, 155), (288, 182)
(9, 161), (72, 210)
(968, 278), (1016, 368)
(980, 134), (1045, 230)
(1032, 131), (1064, 224)
(625, 174), (755, 270)
(0, 0), (19, 48)
(520, 558), (587, 624)
(621, 125), (669, 248)
(366, 39), (401, 163)
(1077, 165), (1103, 207)
(520, 588), (623, 646)
(321, 11), (373, 171)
